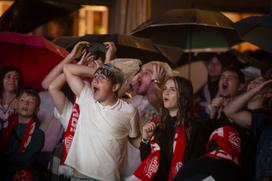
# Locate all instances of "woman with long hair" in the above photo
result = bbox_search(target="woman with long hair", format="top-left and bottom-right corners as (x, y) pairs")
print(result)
(0, 66), (24, 130)
(131, 76), (208, 181)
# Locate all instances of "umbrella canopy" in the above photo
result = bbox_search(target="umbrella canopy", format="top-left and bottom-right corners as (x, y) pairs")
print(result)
(64, 34), (171, 64)
(131, 8), (240, 52)
(52, 36), (78, 49)
(0, 1), (80, 33)
(233, 13), (272, 54)
(0, 32), (69, 90)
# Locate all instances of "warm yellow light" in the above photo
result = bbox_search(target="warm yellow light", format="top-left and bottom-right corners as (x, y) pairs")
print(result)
(0, 1), (14, 16)
(82, 5), (108, 12)
(78, 5), (109, 36)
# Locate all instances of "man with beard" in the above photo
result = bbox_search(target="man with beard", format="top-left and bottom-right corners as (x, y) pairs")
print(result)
(124, 61), (173, 177)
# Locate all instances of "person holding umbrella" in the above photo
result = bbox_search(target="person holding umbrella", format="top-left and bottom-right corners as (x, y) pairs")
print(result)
(0, 66), (24, 131)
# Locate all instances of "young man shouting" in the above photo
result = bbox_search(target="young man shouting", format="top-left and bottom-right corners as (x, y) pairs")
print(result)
(62, 63), (140, 181)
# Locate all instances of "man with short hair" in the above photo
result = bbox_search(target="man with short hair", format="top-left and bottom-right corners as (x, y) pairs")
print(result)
(0, 89), (45, 180)
(209, 67), (245, 121)
(62, 63), (140, 181)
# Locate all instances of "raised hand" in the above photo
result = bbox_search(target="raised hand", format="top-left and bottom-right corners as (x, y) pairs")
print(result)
(69, 41), (90, 60)
(151, 64), (166, 81)
(258, 79), (272, 98)
(142, 122), (157, 140)
(209, 97), (224, 119)
(104, 42), (117, 63)
(78, 52), (103, 71)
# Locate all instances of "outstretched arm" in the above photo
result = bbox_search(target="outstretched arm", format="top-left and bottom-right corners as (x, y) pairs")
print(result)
(224, 79), (272, 128)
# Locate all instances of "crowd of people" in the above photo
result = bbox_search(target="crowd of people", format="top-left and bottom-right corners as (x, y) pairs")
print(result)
(0, 41), (271, 181)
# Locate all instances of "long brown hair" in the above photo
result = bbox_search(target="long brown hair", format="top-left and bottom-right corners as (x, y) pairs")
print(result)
(156, 76), (194, 140)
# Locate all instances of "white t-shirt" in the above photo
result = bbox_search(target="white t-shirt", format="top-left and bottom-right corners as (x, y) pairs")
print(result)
(55, 83), (139, 181)
(54, 98), (73, 131)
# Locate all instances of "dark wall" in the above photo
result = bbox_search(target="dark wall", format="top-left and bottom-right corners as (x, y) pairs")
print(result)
(151, 0), (272, 18)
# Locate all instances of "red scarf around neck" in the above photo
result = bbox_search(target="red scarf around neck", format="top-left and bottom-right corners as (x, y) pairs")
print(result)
(0, 114), (36, 153)
(133, 116), (187, 181)
(60, 102), (80, 165)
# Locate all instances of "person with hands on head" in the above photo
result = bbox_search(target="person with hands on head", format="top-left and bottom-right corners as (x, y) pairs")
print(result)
(130, 76), (208, 181)
(46, 41), (107, 178)
(223, 74), (272, 181)
(62, 58), (140, 180)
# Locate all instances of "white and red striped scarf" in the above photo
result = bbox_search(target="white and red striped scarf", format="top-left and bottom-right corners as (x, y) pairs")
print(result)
(205, 126), (241, 166)
(132, 117), (187, 181)
(60, 102), (80, 166)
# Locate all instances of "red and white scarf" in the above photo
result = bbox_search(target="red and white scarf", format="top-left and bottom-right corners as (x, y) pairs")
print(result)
(133, 117), (187, 181)
(0, 114), (36, 153)
(205, 126), (241, 166)
(60, 102), (80, 165)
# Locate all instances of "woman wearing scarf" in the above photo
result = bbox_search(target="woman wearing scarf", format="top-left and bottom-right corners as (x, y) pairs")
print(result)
(131, 76), (209, 181)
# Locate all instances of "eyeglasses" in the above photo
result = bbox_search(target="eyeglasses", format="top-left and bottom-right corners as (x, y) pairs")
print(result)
(93, 73), (109, 81)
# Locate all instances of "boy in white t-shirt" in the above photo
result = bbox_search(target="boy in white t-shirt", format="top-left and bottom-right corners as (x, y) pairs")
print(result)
(62, 63), (140, 181)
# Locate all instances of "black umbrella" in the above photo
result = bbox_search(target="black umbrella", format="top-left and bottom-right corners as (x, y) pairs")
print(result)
(131, 8), (240, 52)
(233, 13), (272, 54)
(52, 36), (78, 49)
(63, 34), (172, 64)
(0, 0), (80, 33)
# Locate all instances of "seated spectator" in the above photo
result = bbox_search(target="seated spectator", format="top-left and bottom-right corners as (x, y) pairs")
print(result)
(0, 89), (44, 180)
(0, 66), (24, 130)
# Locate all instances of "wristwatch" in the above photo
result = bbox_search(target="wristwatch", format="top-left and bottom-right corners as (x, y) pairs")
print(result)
(151, 79), (161, 85)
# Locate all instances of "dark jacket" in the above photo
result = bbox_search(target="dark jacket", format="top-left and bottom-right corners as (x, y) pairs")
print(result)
(140, 116), (209, 181)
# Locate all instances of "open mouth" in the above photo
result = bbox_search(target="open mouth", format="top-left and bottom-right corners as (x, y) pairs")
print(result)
(137, 79), (142, 87)
(93, 86), (100, 94)
(222, 83), (228, 90)
(163, 98), (169, 102)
